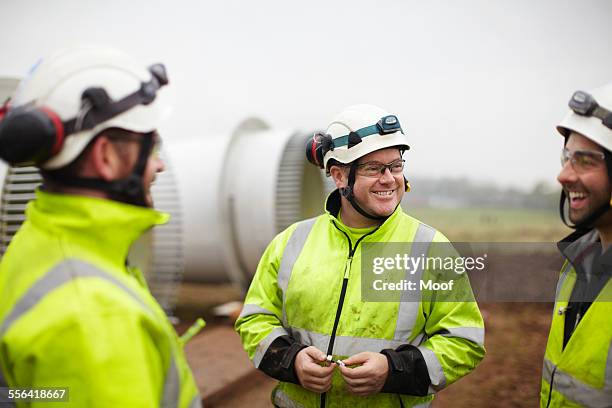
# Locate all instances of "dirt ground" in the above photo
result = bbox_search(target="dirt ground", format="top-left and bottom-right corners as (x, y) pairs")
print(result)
(432, 303), (551, 407)
(201, 302), (553, 407)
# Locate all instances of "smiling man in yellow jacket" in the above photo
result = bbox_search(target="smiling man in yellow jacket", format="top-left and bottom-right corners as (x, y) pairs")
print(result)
(236, 104), (485, 407)
(0, 47), (199, 407)
(541, 84), (612, 407)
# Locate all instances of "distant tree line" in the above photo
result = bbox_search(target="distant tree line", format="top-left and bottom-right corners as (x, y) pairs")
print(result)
(404, 177), (559, 210)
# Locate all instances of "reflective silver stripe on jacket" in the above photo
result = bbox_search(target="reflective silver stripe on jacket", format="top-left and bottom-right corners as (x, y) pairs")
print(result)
(396, 224), (448, 393)
(543, 353), (612, 408)
(418, 345), (446, 392)
(288, 325), (479, 361)
(239, 304), (276, 319)
(554, 261), (573, 302)
(0, 259), (184, 408)
(0, 260), (151, 338)
(412, 401), (432, 408)
(189, 394), (203, 408)
(242, 305), (287, 368)
(440, 327), (485, 347)
(289, 327), (410, 357)
(161, 357), (180, 408)
(278, 218), (317, 325)
(273, 388), (304, 408)
(394, 223), (437, 341)
(253, 326), (290, 368)
(249, 218), (315, 368)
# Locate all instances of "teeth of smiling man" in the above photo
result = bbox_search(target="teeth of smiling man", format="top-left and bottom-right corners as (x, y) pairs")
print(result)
(374, 190), (394, 196)
(568, 191), (586, 199)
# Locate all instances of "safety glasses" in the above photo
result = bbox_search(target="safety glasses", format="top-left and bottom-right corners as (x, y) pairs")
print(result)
(356, 158), (405, 177)
(107, 131), (162, 158)
(560, 148), (605, 173)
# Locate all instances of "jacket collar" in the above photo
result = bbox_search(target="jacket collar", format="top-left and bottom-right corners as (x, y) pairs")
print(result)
(26, 188), (168, 262)
(324, 189), (402, 238)
(558, 228), (600, 267)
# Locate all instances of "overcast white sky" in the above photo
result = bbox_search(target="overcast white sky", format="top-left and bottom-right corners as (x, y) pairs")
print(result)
(1, 0), (611, 190)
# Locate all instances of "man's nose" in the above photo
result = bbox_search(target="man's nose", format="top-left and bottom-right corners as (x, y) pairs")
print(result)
(557, 161), (578, 185)
(155, 156), (166, 173)
(379, 167), (394, 182)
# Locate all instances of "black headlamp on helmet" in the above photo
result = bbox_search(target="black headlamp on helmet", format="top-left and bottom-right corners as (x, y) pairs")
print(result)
(569, 90), (612, 130)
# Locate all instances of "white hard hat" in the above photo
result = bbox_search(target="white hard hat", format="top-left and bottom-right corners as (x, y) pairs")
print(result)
(323, 104), (410, 169)
(557, 82), (612, 151)
(11, 46), (166, 169)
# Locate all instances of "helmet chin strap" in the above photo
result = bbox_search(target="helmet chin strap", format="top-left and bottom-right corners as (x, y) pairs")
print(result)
(339, 162), (400, 221)
(559, 147), (612, 231)
(43, 133), (155, 207)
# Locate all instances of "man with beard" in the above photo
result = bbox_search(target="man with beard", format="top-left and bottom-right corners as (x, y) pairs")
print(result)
(541, 83), (612, 407)
(236, 104), (485, 407)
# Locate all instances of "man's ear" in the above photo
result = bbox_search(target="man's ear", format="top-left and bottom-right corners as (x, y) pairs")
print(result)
(89, 136), (123, 181)
(329, 165), (348, 189)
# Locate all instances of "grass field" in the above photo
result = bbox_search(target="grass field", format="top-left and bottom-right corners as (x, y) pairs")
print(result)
(405, 206), (571, 242)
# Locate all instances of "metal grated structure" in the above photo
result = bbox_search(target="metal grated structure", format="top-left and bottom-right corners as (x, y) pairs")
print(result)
(0, 159), (185, 316)
(275, 132), (305, 233)
(148, 155), (184, 315)
(275, 132), (327, 233)
(0, 166), (41, 256)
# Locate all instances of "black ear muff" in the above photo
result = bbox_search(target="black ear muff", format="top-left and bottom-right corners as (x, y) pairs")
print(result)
(0, 105), (64, 165)
(306, 132), (333, 169)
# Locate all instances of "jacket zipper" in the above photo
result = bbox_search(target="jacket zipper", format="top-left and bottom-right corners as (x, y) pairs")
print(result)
(320, 222), (379, 408)
(545, 365), (557, 408)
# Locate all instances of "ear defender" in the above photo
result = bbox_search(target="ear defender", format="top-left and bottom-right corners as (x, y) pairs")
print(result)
(306, 132), (333, 169)
(0, 104), (65, 165)
(404, 177), (411, 192)
(0, 85), (108, 166)
(0, 86), (105, 166)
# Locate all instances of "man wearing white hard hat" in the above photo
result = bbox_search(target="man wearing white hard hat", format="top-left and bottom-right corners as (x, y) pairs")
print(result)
(0, 47), (200, 407)
(236, 104), (485, 407)
(541, 84), (612, 407)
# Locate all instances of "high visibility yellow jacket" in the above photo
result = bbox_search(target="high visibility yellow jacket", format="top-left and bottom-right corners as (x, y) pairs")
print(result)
(541, 230), (612, 408)
(236, 190), (485, 407)
(0, 189), (200, 408)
